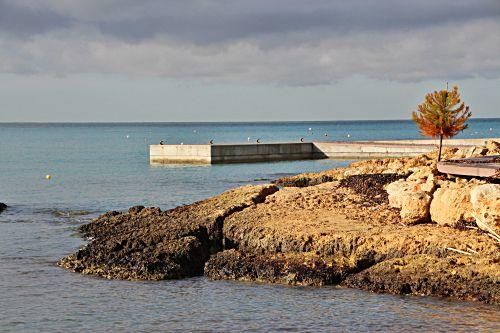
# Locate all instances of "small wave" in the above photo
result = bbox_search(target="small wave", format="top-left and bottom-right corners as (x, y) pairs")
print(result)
(53, 210), (92, 218)
(32, 208), (93, 218)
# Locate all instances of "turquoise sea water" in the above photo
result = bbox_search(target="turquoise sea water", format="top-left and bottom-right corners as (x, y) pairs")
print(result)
(0, 120), (499, 332)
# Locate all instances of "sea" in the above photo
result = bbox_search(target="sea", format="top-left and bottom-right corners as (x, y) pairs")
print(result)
(1, 120), (499, 332)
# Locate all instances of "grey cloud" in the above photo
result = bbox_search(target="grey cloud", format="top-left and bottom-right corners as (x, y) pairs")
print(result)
(0, 0), (71, 37)
(4, 0), (500, 43)
(96, 0), (500, 44)
(1, 0), (500, 84)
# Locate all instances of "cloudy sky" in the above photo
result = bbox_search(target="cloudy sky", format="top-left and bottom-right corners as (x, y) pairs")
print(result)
(0, 0), (499, 121)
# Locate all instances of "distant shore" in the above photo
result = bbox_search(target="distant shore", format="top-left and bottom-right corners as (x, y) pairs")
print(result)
(59, 140), (500, 304)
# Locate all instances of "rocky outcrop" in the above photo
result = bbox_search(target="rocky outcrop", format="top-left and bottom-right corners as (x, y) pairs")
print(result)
(0, 203), (6, 213)
(209, 179), (498, 304)
(58, 184), (278, 280)
(60, 145), (500, 304)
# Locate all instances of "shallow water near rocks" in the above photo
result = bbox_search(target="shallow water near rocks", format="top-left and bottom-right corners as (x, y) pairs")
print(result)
(1, 121), (499, 332)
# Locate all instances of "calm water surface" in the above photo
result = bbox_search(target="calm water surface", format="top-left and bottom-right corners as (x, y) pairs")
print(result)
(1, 121), (499, 332)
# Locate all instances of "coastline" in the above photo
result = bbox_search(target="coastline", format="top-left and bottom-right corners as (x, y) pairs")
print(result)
(59, 141), (500, 305)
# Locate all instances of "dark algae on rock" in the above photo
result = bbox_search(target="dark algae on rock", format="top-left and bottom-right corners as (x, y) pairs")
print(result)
(58, 185), (278, 280)
(204, 249), (355, 286)
(338, 173), (407, 204)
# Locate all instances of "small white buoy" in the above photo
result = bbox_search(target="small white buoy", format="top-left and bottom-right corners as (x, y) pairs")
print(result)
(308, 127), (312, 131)
(180, 142), (184, 145)
(126, 135), (129, 139)
(247, 137), (251, 142)
(490, 128), (493, 131)
(193, 129), (197, 133)
(45, 175), (52, 180)
(347, 134), (351, 138)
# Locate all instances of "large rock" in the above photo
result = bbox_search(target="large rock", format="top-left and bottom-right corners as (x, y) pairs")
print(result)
(0, 203), (6, 213)
(385, 179), (432, 224)
(454, 146), (488, 159)
(485, 140), (500, 155)
(407, 166), (435, 181)
(430, 181), (475, 227)
(400, 191), (432, 224)
(470, 184), (500, 236)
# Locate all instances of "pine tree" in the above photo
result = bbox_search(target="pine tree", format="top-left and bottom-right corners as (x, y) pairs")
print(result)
(412, 85), (471, 162)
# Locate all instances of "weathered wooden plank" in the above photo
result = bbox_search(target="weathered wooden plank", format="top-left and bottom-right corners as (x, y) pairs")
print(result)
(438, 156), (500, 178)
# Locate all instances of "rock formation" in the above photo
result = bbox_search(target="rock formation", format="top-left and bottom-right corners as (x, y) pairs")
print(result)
(60, 140), (500, 304)
(58, 185), (278, 280)
(0, 203), (6, 213)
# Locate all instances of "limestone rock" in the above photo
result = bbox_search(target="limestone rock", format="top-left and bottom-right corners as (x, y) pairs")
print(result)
(420, 174), (436, 193)
(400, 191), (432, 224)
(407, 166), (435, 181)
(430, 182), (474, 227)
(385, 180), (432, 224)
(485, 140), (500, 155)
(386, 180), (415, 209)
(470, 184), (500, 236)
(454, 146), (488, 159)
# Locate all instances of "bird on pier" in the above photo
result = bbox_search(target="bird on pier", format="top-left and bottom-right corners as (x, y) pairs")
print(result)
(209, 139), (214, 145)
(159, 140), (165, 145)
(300, 137), (304, 142)
(256, 138), (261, 144)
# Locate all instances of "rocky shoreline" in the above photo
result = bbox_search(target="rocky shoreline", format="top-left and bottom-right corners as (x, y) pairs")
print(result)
(59, 141), (500, 305)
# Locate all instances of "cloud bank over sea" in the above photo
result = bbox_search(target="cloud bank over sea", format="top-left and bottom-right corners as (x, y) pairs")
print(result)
(1, 0), (500, 85)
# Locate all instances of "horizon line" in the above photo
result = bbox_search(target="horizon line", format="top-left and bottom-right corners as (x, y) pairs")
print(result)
(0, 117), (499, 125)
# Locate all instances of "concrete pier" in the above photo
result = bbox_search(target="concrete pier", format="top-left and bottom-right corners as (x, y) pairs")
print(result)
(150, 138), (499, 164)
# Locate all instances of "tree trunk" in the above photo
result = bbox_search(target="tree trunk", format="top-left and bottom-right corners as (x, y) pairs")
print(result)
(437, 134), (443, 162)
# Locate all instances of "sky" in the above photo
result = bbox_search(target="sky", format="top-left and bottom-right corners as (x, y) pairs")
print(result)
(0, 0), (499, 122)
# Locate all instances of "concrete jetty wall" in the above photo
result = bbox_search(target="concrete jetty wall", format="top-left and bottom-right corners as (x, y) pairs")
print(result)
(150, 138), (499, 164)
(150, 144), (211, 163)
(211, 143), (315, 163)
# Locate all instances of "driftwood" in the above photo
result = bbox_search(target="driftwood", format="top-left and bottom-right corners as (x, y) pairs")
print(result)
(445, 247), (473, 256)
